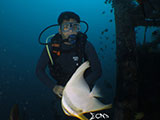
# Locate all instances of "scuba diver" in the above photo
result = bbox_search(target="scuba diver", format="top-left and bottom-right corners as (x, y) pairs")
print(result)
(36, 11), (102, 119)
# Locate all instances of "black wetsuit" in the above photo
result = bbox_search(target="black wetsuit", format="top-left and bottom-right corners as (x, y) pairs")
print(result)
(36, 38), (102, 90)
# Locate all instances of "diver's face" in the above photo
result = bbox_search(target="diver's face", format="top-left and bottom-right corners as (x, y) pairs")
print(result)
(59, 19), (79, 39)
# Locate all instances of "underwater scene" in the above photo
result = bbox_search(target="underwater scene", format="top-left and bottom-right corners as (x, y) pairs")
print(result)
(0, 0), (160, 120)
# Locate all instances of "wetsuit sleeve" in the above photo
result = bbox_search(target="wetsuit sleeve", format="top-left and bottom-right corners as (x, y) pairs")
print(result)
(35, 47), (56, 90)
(84, 41), (102, 89)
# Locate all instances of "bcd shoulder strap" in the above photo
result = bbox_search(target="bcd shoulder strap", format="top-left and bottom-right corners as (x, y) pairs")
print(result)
(76, 32), (87, 65)
(46, 33), (62, 65)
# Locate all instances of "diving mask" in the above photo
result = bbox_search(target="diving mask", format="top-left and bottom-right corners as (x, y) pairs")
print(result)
(61, 22), (80, 33)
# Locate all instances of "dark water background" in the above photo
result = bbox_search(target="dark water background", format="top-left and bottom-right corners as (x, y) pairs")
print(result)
(0, 0), (157, 120)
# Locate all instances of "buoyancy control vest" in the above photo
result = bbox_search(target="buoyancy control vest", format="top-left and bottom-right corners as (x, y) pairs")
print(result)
(47, 32), (87, 85)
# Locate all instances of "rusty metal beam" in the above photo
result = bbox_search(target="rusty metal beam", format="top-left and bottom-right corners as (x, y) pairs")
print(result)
(112, 1), (139, 120)
(108, 0), (160, 119)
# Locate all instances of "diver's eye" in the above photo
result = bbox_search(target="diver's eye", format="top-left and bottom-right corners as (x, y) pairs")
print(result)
(72, 24), (78, 30)
(63, 24), (70, 30)
(72, 23), (80, 31)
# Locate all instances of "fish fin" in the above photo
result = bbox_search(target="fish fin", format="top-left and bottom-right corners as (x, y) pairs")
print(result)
(84, 96), (112, 113)
(77, 114), (88, 120)
(83, 104), (112, 114)
(90, 85), (102, 98)
(66, 61), (90, 85)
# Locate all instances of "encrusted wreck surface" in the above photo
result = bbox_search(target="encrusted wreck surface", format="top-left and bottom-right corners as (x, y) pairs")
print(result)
(110, 0), (160, 119)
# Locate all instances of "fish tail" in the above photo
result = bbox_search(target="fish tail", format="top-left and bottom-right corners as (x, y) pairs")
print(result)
(77, 114), (88, 120)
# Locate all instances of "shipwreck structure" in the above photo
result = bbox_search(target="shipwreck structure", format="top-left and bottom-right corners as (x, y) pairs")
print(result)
(110, 0), (160, 119)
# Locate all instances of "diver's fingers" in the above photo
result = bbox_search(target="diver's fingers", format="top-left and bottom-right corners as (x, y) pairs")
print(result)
(58, 93), (62, 98)
(53, 85), (64, 98)
(59, 88), (64, 93)
(54, 90), (62, 98)
(59, 86), (64, 92)
(56, 89), (63, 98)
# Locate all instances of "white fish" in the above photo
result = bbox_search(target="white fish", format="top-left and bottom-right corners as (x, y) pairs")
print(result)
(61, 61), (112, 120)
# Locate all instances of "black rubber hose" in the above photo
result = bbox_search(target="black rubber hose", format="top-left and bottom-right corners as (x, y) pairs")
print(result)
(38, 24), (59, 45)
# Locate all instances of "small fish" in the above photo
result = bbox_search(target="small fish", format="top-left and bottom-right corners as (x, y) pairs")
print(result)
(101, 31), (104, 35)
(104, 29), (108, 32)
(102, 11), (105, 14)
(105, 37), (109, 40)
(101, 29), (108, 35)
(109, 19), (112, 22)
(100, 48), (104, 52)
(108, 0), (112, 4)
(110, 9), (113, 13)
(104, 0), (112, 4)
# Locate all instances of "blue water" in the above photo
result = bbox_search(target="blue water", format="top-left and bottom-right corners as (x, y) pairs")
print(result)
(1, 0), (157, 119)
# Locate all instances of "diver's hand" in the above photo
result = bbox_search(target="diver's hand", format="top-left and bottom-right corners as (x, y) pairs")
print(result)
(53, 85), (64, 98)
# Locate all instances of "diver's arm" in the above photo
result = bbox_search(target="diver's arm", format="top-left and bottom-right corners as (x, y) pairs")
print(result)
(84, 41), (102, 89)
(35, 47), (56, 90)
